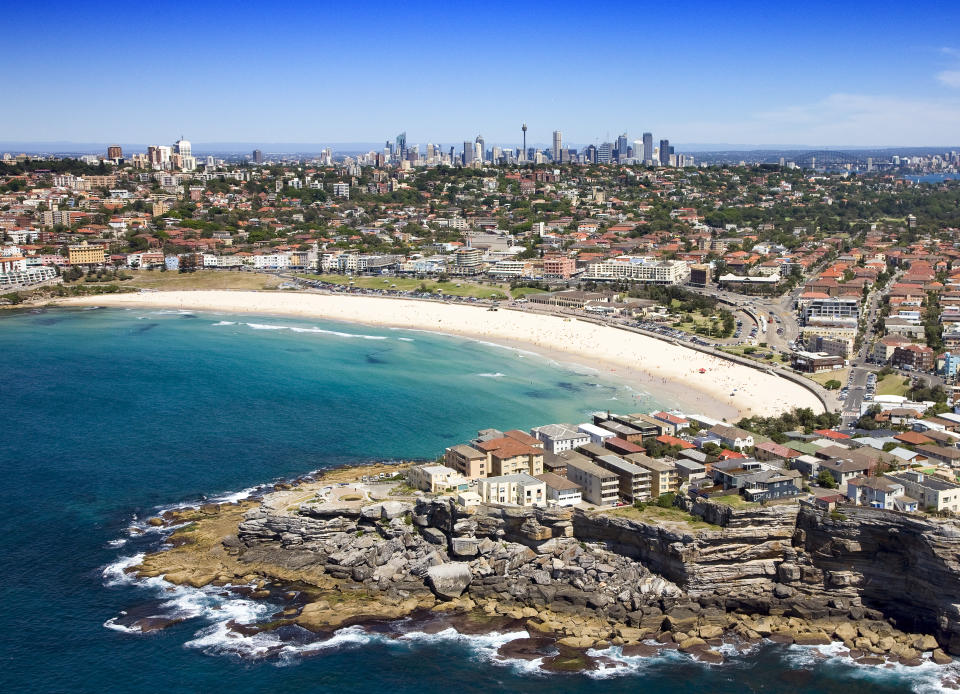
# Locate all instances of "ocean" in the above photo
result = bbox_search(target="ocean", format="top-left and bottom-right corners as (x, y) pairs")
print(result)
(0, 306), (952, 693)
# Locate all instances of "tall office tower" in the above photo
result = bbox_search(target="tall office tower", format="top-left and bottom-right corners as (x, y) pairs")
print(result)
(492, 146), (502, 163)
(521, 123), (528, 162)
(642, 132), (653, 164)
(107, 145), (122, 159)
(463, 141), (474, 165)
(585, 144), (597, 163)
(252, 149), (263, 164)
(659, 139), (670, 166)
(616, 133), (628, 161)
(552, 130), (562, 162)
(597, 142), (612, 163)
(174, 137), (191, 157)
(475, 135), (486, 163)
(396, 132), (407, 158)
(205, 155), (215, 168)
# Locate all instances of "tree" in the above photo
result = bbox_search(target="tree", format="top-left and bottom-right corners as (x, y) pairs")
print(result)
(824, 379), (841, 390)
(817, 470), (837, 489)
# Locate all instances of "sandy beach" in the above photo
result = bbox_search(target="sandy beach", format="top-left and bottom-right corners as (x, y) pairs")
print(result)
(55, 290), (825, 419)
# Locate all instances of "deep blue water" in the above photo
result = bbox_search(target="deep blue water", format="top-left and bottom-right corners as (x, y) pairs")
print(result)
(1, 307), (952, 693)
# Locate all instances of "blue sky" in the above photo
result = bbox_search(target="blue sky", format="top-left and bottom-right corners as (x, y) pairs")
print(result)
(4, 0), (960, 147)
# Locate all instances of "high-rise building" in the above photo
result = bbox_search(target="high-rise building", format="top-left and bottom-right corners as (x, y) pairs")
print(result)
(107, 145), (122, 160)
(463, 141), (474, 165)
(552, 130), (562, 162)
(475, 135), (485, 163)
(659, 139), (670, 166)
(585, 144), (597, 163)
(174, 137), (191, 157)
(642, 133), (653, 164)
(252, 149), (264, 164)
(395, 132), (407, 159)
(521, 124), (527, 162)
(597, 142), (612, 164)
(616, 134), (628, 162)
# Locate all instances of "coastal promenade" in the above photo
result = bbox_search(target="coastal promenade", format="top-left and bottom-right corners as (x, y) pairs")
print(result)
(57, 290), (825, 419)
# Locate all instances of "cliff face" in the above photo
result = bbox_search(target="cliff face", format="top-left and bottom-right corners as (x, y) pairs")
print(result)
(233, 491), (960, 654)
(793, 506), (960, 653)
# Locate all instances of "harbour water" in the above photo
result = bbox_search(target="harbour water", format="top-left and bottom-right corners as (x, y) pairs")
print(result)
(0, 307), (952, 693)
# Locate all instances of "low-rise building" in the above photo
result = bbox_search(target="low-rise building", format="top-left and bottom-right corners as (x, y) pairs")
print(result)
(625, 454), (679, 497)
(478, 473), (546, 507)
(536, 472), (582, 506)
(593, 454), (652, 503)
(444, 444), (487, 479)
(566, 457), (619, 506)
(474, 437), (544, 476)
(846, 476), (917, 512)
(407, 464), (468, 493)
(530, 423), (590, 454)
(709, 424), (755, 450)
(886, 470), (960, 513)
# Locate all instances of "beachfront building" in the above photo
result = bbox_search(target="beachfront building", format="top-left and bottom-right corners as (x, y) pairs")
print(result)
(530, 424), (591, 454)
(478, 473), (546, 507)
(566, 457), (619, 506)
(444, 444), (487, 479)
(593, 454), (652, 503)
(846, 476), (917, 512)
(578, 422), (616, 446)
(886, 471), (960, 513)
(626, 455), (679, 498)
(709, 424), (755, 450)
(407, 464), (469, 493)
(474, 436), (544, 476)
(536, 472), (583, 506)
(584, 256), (691, 285)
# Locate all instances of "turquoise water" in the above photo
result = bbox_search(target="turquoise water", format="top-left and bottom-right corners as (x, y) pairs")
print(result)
(0, 307), (952, 693)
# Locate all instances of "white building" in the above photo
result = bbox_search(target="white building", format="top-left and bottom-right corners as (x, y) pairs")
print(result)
(478, 473), (546, 507)
(530, 424), (591, 454)
(585, 257), (691, 285)
(407, 464), (468, 494)
(577, 422), (616, 446)
(536, 472), (582, 507)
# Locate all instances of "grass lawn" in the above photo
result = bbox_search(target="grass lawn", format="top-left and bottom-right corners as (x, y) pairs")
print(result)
(876, 373), (911, 396)
(300, 274), (509, 300)
(126, 270), (283, 291)
(709, 494), (759, 509)
(720, 345), (787, 365)
(808, 368), (849, 387)
(603, 504), (719, 530)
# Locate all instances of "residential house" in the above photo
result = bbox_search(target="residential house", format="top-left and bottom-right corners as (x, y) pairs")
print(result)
(709, 424), (755, 450)
(536, 472), (583, 507)
(407, 464), (469, 493)
(846, 476), (917, 511)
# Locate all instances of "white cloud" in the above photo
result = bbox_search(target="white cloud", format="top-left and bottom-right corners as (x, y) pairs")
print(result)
(938, 70), (960, 88)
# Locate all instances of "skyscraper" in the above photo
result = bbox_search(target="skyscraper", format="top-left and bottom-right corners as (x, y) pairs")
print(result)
(659, 139), (670, 166)
(396, 132), (407, 159)
(642, 133), (653, 164)
(475, 134), (485, 163)
(616, 133), (628, 162)
(107, 145), (122, 160)
(552, 130), (562, 162)
(252, 149), (263, 164)
(463, 141), (473, 165)
(597, 142), (612, 164)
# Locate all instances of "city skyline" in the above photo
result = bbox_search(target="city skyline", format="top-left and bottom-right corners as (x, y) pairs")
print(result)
(3, 1), (960, 146)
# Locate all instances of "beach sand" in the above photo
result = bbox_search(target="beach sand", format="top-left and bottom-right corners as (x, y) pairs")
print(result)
(56, 290), (825, 420)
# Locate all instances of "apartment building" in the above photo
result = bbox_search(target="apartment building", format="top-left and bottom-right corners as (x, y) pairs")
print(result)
(566, 458), (619, 506)
(444, 444), (487, 478)
(585, 257), (691, 285)
(67, 241), (106, 265)
(593, 454), (652, 503)
(886, 471), (960, 513)
(478, 473), (546, 507)
(625, 454), (679, 497)
(530, 424), (590, 454)
(474, 437), (544, 476)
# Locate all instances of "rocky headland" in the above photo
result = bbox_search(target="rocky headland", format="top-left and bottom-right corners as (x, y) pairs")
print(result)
(127, 472), (960, 674)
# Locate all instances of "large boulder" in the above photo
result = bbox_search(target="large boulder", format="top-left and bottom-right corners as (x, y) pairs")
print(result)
(426, 563), (473, 600)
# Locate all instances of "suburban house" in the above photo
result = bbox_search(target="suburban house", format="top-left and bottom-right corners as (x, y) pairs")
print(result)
(478, 473), (546, 507)
(818, 458), (875, 487)
(536, 472), (583, 507)
(709, 459), (802, 501)
(709, 424), (755, 450)
(754, 441), (799, 464)
(566, 457), (619, 506)
(846, 476), (917, 512)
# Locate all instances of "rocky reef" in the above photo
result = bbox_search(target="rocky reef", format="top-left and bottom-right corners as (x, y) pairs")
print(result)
(130, 482), (960, 669)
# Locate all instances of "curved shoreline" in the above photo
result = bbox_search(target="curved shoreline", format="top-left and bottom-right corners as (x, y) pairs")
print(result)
(52, 290), (824, 419)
